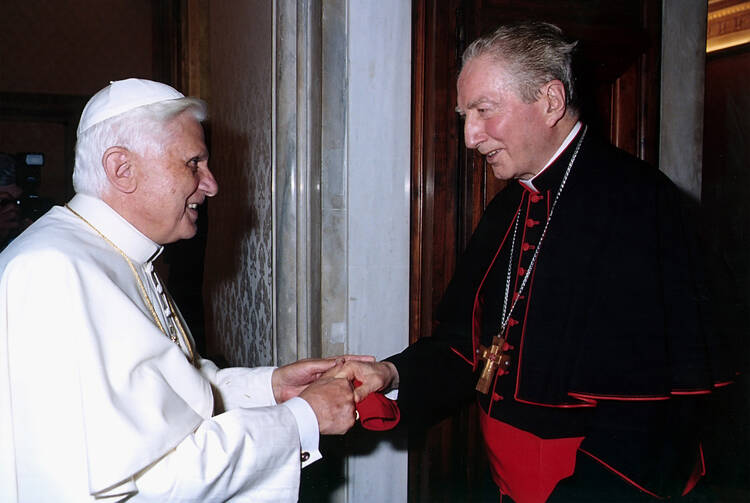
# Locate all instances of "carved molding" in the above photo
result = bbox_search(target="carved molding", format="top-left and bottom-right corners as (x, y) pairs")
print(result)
(707, 0), (750, 52)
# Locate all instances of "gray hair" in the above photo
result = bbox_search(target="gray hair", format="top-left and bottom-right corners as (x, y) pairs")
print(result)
(462, 21), (578, 111)
(73, 97), (207, 196)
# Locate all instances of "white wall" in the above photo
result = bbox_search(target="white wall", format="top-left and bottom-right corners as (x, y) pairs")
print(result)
(344, 1), (411, 501)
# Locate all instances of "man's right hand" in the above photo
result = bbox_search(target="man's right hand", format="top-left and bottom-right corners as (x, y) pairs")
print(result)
(327, 360), (400, 403)
(298, 376), (356, 435)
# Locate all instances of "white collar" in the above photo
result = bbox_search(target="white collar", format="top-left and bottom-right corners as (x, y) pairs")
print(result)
(518, 121), (582, 193)
(66, 193), (163, 264)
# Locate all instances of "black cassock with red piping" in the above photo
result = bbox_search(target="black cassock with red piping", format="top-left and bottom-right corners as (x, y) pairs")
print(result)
(386, 127), (743, 502)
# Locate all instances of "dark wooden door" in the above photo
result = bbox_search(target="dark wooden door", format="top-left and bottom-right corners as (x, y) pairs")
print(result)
(409, 1), (661, 500)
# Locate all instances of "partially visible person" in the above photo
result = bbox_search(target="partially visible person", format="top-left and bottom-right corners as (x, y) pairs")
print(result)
(0, 79), (363, 502)
(0, 153), (24, 250)
(345, 22), (737, 503)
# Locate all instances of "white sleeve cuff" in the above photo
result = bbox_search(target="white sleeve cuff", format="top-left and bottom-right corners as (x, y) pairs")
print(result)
(281, 396), (322, 467)
(205, 366), (278, 411)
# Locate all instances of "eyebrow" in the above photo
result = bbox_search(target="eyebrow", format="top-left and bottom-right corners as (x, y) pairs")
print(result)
(188, 153), (209, 164)
(456, 97), (494, 116)
(467, 97), (491, 110)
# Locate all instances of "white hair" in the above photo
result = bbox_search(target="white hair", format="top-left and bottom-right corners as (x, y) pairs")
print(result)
(462, 22), (579, 112)
(73, 97), (207, 196)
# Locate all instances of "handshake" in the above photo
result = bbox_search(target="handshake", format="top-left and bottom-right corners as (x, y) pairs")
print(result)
(271, 356), (400, 434)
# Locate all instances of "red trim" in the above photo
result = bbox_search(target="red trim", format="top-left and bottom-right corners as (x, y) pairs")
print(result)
(513, 257), (535, 400)
(488, 365), (503, 415)
(671, 390), (712, 396)
(682, 444), (706, 496)
(583, 444), (706, 500)
(471, 197), (526, 370)
(450, 346), (474, 367)
(510, 195), (535, 398)
(713, 380), (734, 388)
(515, 397), (597, 408)
(569, 392), (670, 402)
(509, 387), (724, 408)
(578, 448), (665, 500)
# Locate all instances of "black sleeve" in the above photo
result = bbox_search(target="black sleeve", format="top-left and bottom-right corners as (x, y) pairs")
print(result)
(385, 188), (520, 428)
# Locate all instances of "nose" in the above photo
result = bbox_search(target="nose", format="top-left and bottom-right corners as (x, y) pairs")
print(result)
(464, 114), (486, 150)
(199, 165), (219, 197)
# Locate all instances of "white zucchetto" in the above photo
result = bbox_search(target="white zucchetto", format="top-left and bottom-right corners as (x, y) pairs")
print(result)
(77, 78), (184, 135)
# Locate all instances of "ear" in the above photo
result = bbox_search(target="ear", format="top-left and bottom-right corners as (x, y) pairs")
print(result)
(541, 80), (567, 127)
(102, 147), (137, 194)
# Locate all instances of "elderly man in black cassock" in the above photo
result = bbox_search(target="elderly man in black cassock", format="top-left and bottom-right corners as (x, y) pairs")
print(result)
(346, 21), (739, 503)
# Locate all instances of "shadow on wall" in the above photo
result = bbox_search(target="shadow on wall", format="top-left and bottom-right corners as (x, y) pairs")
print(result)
(200, 120), (267, 364)
(300, 426), (407, 501)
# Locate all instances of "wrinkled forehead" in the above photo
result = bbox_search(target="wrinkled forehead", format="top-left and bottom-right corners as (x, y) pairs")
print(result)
(156, 112), (209, 156)
(457, 55), (515, 104)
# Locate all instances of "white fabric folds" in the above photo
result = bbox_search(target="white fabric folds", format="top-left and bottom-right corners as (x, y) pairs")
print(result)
(0, 195), (306, 502)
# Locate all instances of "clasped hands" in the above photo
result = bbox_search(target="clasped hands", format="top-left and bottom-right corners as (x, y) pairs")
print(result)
(271, 357), (399, 435)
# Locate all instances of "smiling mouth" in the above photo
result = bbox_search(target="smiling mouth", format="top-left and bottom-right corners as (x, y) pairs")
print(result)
(485, 149), (500, 160)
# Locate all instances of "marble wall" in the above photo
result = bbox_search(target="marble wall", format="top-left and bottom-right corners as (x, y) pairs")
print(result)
(273, 1), (411, 501)
(659, 0), (708, 200)
(343, 3), (411, 502)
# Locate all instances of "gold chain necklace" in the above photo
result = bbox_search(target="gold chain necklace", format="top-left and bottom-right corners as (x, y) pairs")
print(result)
(65, 204), (196, 365)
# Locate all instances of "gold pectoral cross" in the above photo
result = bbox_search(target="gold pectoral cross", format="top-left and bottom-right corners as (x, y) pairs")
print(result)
(475, 335), (513, 394)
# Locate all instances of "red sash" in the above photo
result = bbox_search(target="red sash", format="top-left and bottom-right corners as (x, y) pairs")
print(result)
(479, 408), (583, 503)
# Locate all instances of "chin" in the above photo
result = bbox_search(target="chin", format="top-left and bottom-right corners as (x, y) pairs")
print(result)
(161, 227), (197, 245)
(490, 165), (515, 181)
(182, 226), (199, 241)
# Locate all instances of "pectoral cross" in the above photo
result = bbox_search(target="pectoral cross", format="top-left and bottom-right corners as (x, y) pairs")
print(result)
(475, 335), (513, 394)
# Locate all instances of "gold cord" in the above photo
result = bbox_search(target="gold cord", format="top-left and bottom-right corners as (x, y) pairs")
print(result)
(65, 204), (195, 365)
(164, 289), (196, 364)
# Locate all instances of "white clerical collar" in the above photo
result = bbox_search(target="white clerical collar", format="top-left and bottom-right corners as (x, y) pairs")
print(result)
(66, 193), (163, 264)
(518, 121), (582, 193)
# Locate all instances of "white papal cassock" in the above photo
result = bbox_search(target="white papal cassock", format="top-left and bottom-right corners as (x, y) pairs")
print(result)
(0, 193), (319, 502)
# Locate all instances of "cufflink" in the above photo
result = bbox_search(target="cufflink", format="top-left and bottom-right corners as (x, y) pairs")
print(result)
(301, 451), (310, 462)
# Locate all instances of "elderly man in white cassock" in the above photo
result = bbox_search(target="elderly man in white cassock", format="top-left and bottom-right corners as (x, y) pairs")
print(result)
(0, 78), (361, 502)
